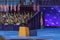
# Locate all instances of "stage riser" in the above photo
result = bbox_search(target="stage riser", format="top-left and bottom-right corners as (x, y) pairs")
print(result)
(10, 39), (47, 40)
(0, 25), (20, 31)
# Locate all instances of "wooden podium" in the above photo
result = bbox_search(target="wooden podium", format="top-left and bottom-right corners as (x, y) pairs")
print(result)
(19, 26), (29, 36)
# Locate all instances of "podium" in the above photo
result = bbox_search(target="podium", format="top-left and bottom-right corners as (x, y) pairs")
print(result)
(19, 26), (29, 36)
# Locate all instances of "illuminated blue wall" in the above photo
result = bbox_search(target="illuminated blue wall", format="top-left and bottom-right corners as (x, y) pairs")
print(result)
(41, 7), (60, 26)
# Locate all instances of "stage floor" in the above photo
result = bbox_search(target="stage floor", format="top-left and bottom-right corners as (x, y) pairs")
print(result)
(0, 28), (60, 40)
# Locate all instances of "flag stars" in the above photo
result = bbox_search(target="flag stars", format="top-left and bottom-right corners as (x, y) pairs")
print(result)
(56, 22), (59, 24)
(45, 19), (48, 21)
(47, 24), (49, 26)
(58, 10), (60, 13)
(52, 22), (55, 25)
(51, 8), (54, 10)
(45, 7), (60, 26)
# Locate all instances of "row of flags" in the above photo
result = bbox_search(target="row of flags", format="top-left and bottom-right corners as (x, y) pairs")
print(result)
(0, 4), (21, 12)
(0, 4), (40, 12)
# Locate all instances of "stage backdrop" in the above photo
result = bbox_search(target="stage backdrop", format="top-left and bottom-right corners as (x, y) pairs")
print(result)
(43, 6), (60, 27)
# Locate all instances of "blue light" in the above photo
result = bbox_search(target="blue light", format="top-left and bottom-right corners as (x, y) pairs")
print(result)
(44, 7), (60, 26)
(58, 10), (60, 13)
(51, 8), (54, 10)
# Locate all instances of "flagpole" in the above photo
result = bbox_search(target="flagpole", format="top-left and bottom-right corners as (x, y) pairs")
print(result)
(6, 0), (9, 19)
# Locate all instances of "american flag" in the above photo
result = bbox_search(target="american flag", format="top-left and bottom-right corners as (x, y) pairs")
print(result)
(18, 4), (21, 12)
(0, 5), (3, 11)
(3, 5), (7, 12)
(10, 5), (13, 11)
(6, 5), (9, 12)
(33, 4), (36, 11)
(14, 5), (16, 11)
